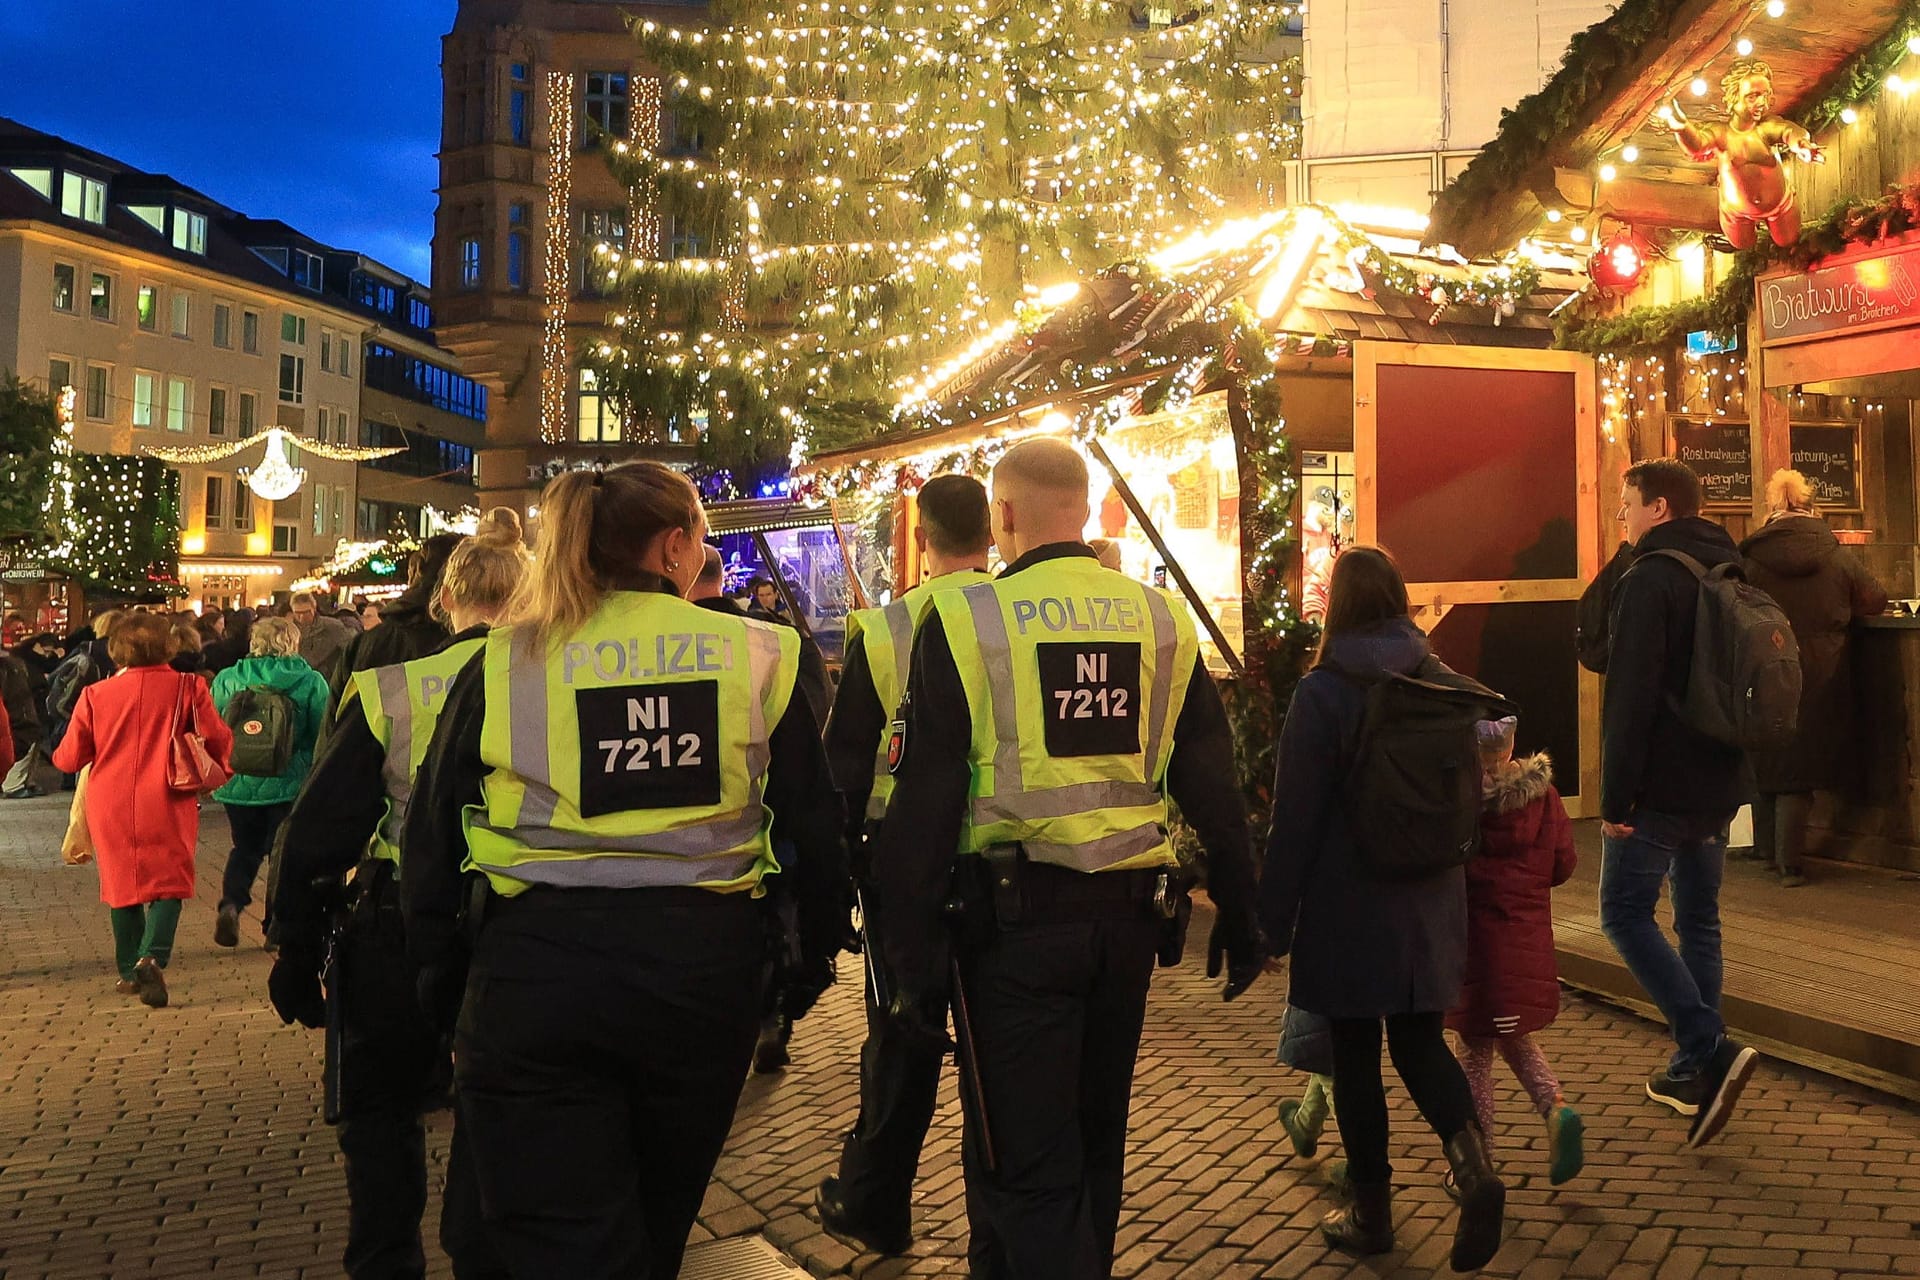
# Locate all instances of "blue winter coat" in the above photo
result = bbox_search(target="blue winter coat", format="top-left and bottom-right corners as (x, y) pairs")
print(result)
(210, 656), (329, 807)
(1257, 617), (1469, 1020)
(1278, 1003), (1334, 1075)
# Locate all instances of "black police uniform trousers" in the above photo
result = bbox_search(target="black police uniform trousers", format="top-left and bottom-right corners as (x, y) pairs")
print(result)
(833, 881), (947, 1238)
(337, 868), (502, 1280)
(455, 885), (764, 1280)
(955, 864), (1161, 1280)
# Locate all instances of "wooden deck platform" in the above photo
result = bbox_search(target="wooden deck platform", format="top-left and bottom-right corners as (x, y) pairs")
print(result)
(1555, 820), (1920, 1100)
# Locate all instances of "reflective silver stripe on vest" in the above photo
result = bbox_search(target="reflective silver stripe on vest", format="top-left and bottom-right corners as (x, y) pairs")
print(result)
(1141, 588), (1178, 774)
(884, 598), (914, 688)
(1021, 822), (1166, 873)
(472, 806), (766, 857)
(508, 627), (558, 827)
(971, 777), (1161, 825)
(376, 665), (415, 828)
(741, 620), (783, 789)
(469, 847), (762, 890)
(960, 583), (1024, 798)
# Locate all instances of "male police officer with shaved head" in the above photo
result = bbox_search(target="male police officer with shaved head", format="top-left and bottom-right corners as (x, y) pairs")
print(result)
(869, 438), (1264, 1279)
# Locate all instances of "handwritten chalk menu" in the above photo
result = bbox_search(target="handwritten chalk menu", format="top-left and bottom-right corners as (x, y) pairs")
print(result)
(1758, 241), (1920, 346)
(1668, 416), (1752, 507)
(1790, 422), (1862, 512)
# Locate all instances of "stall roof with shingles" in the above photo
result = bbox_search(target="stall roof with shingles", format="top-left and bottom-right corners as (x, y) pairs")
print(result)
(906, 210), (1583, 427)
(1426, 0), (1909, 256)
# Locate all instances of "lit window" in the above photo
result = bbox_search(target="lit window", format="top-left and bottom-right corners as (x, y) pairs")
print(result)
(576, 367), (622, 443)
(137, 285), (158, 331)
(90, 273), (113, 321)
(172, 209), (208, 255)
(313, 483), (330, 537)
(53, 263), (76, 312)
(129, 205), (166, 234)
(213, 303), (232, 348)
(584, 72), (631, 140)
(60, 173), (107, 224)
(166, 377), (190, 432)
(85, 366), (110, 419)
(171, 293), (191, 338)
(279, 354), (306, 404)
(281, 313), (307, 345)
(7, 167), (53, 200)
(133, 371), (157, 428)
(460, 237), (482, 289)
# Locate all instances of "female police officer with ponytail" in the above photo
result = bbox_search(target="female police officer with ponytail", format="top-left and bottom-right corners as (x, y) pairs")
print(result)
(400, 462), (849, 1279)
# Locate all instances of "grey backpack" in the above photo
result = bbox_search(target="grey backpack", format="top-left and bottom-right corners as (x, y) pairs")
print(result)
(1645, 549), (1801, 750)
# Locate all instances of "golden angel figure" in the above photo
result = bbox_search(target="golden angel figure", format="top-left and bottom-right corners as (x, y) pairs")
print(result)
(1658, 59), (1823, 249)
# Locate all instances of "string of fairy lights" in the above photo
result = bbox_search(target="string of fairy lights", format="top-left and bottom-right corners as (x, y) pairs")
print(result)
(540, 70), (577, 445)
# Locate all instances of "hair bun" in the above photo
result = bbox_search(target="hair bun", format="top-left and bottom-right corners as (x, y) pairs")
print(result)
(475, 506), (523, 543)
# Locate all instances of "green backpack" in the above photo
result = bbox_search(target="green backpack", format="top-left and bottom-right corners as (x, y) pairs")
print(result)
(224, 685), (297, 777)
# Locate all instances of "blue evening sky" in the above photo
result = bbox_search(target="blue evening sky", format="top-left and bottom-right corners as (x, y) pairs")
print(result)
(0, 0), (456, 281)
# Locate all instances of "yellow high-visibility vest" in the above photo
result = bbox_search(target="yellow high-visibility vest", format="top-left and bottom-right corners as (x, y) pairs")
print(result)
(845, 568), (994, 820)
(350, 636), (487, 866)
(463, 591), (800, 897)
(932, 554), (1199, 873)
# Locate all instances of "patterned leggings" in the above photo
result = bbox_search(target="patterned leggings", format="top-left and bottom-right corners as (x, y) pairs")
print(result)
(1459, 1034), (1561, 1144)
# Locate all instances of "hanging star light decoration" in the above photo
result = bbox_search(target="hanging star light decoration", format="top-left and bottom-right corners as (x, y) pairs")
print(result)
(141, 427), (404, 501)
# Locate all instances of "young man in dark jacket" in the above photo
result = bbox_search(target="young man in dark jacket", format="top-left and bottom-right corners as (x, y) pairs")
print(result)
(1600, 458), (1757, 1149)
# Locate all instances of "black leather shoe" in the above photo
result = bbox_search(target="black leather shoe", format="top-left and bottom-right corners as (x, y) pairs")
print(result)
(815, 1177), (911, 1256)
(1443, 1126), (1506, 1272)
(1320, 1179), (1394, 1255)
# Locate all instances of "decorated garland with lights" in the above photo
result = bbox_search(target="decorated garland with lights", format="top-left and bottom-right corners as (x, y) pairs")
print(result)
(54, 454), (183, 598)
(591, 0), (1307, 470)
(0, 374), (59, 545)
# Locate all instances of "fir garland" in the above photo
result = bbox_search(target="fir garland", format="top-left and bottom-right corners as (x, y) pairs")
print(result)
(0, 374), (58, 546)
(51, 455), (183, 599)
(1800, 0), (1920, 135)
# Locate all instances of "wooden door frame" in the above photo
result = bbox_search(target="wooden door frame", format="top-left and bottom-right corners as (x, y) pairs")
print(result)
(1354, 341), (1603, 816)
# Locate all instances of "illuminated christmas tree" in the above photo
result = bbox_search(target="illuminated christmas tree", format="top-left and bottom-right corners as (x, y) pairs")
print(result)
(596, 0), (1302, 468)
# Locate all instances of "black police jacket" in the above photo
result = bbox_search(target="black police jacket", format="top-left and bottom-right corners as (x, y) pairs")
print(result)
(870, 542), (1262, 1002)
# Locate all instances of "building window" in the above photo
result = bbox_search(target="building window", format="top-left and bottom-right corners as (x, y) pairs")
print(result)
(279, 354), (306, 404)
(665, 217), (703, 261)
(235, 479), (255, 531)
(459, 237), (482, 289)
(85, 366), (110, 420)
(584, 72), (630, 140)
(336, 336), (351, 378)
(133, 371), (158, 428)
(312, 483), (330, 537)
(293, 249), (324, 292)
(171, 209), (208, 255)
(581, 209), (627, 293)
(166, 377), (191, 432)
(281, 313), (307, 345)
(273, 524), (299, 556)
(407, 296), (432, 329)
(49, 357), (72, 394)
(320, 328), (334, 373)
(208, 386), (228, 436)
(510, 63), (530, 144)
(362, 344), (489, 421)
(53, 262), (76, 312)
(242, 310), (261, 353)
(352, 271), (398, 314)
(576, 367), (621, 443)
(60, 172), (107, 224)
(8, 167), (53, 200)
(137, 285), (159, 331)
(171, 293), (191, 338)
(238, 391), (258, 436)
(205, 475), (225, 529)
(130, 204), (166, 234)
(315, 407), (329, 441)
(213, 303), (232, 348)
(508, 203), (531, 290)
(335, 409), (352, 445)
(89, 273), (113, 322)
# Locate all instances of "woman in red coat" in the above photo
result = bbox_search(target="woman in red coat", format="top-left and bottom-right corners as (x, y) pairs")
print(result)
(1448, 716), (1583, 1187)
(53, 612), (232, 1008)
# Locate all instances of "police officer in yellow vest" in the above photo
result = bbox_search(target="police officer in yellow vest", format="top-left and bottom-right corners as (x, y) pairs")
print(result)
(270, 514), (528, 1280)
(400, 463), (849, 1280)
(872, 439), (1265, 1279)
(815, 474), (994, 1256)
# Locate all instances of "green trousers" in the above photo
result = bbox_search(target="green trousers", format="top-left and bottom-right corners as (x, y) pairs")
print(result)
(108, 899), (183, 981)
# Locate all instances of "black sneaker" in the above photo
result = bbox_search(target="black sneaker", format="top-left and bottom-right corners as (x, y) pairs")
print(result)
(213, 904), (240, 948)
(816, 1177), (911, 1256)
(1687, 1038), (1759, 1149)
(1645, 1067), (1706, 1116)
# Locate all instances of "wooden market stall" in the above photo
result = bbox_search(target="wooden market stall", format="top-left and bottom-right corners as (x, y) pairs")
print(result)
(1427, 0), (1920, 869)
(798, 206), (1609, 812)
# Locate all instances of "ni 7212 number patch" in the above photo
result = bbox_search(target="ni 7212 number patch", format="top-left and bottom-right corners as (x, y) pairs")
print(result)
(574, 680), (723, 816)
(1035, 642), (1142, 757)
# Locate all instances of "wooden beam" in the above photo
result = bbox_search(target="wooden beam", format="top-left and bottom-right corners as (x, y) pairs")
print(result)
(1553, 168), (1724, 231)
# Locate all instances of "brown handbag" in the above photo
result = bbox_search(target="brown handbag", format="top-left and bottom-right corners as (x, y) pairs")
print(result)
(168, 673), (232, 796)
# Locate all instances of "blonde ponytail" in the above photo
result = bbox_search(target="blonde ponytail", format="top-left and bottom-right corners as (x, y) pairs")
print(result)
(475, 506), (523, 544)
(509, 463), (702, 650)
(1766, 468), (1815, 515)
(442, 509), (533, 623)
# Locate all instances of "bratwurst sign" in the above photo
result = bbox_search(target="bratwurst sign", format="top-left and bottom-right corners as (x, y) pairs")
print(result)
(1758, 239), (1920, 346)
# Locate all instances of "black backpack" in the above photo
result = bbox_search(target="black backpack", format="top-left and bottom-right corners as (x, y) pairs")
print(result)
(1642, 549), (1802, 750)
(1341, 659), (1514, 881)
(223, 684), (297, 777)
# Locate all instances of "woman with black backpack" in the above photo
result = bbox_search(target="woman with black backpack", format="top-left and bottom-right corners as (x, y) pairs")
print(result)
(1258, 546), (1506, 1274)
(209, 616), (329, 950)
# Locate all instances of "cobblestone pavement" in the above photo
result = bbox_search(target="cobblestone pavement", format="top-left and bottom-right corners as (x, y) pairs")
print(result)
(4, 794), (1919, 1279)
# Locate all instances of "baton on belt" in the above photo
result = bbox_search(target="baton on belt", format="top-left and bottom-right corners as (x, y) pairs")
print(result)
(948, 954), (997, 1175)
(320, 918), (346, 1126)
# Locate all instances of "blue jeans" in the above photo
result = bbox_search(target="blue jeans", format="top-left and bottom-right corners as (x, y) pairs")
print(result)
(1599, 810), (1733, 1076)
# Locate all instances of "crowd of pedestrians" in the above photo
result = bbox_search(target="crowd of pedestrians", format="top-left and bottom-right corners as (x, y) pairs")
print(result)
(9, 444), (1886, 1279)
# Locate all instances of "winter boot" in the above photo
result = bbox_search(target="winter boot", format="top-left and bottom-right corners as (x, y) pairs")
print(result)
(1278, 1094), (1327, 1159)
(1546, 1105), (1585, 1185)
(1443, 1126), (1505, 1272)
(1320, 1179), (1393, 1256)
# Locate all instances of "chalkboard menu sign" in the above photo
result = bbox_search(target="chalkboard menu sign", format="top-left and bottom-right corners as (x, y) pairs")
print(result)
(1667, 416), (1753, 508)
(1790, 422), (1863, 512)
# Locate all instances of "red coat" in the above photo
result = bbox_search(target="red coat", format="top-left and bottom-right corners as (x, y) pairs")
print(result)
(1446, 755), (1577, 1040)
(52, 666), (232, 909)
(0, 694), (13, 778)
